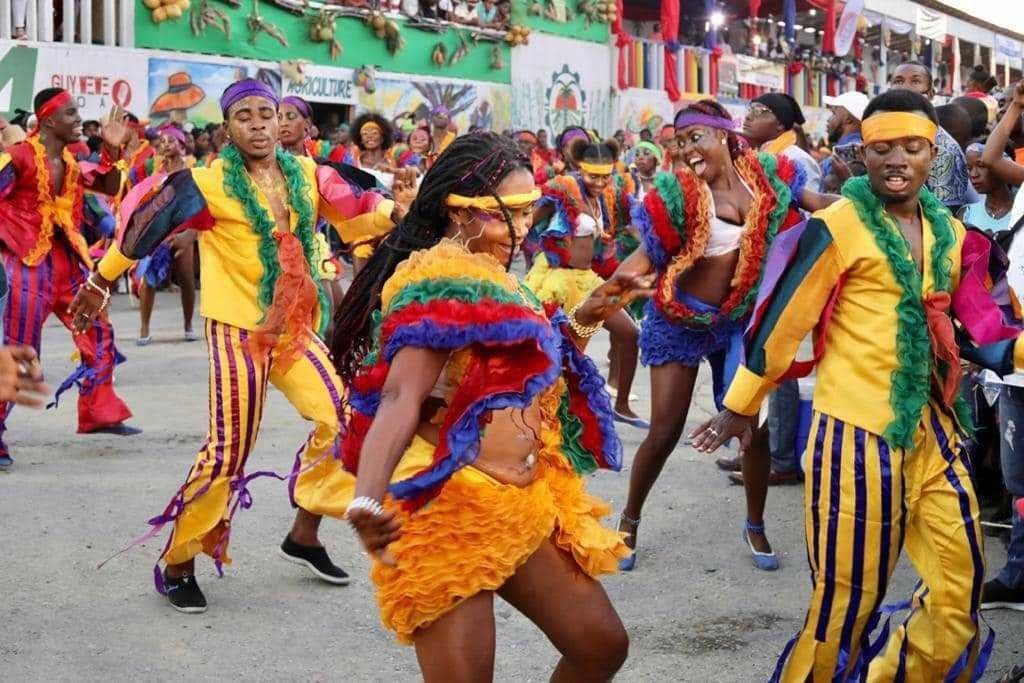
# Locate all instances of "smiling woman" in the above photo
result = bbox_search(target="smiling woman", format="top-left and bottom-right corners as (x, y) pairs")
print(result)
(613, 99), (837, 574)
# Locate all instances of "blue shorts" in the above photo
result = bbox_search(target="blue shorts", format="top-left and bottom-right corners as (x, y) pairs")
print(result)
(638, 294), (744, 410)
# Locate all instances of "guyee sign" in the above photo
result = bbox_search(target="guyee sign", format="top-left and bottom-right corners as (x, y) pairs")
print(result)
(283, 64), (357, 105)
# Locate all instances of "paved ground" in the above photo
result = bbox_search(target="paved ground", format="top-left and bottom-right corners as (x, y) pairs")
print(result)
(1, 291), (1022, 681)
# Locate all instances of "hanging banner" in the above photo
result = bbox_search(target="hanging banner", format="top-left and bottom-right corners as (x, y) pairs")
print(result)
(995, 35), (1023, 61)
(736, 55), (784, 90)
(915, 6), (947, 43)
(834, 0), (864, 57)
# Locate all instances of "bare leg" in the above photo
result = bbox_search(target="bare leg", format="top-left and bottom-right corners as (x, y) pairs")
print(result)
(288, 507), (324, 547)
(413, 591), (496, 683)
(499, 539), (628, 681)
(173, 244), (196, 335)
(604, 310), (639, 417)
(138, 282), (155, 339)
(165, 557), (195, 579)
(619, 362), (699, 549)
(741, 424), (772, 553)
(607, 346), (618, 390)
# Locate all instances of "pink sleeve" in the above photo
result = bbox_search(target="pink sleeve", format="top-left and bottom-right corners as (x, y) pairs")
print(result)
(315, 164), (395, 243)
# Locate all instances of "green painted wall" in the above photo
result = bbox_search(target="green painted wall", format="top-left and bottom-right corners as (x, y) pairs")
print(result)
(0, 46), (40, 119)
(135, 3), (510, 83)
(522, 6), (609, 43)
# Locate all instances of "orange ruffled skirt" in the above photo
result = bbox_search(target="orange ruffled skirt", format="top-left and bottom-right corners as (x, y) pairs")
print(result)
(370, 434), (628, 644)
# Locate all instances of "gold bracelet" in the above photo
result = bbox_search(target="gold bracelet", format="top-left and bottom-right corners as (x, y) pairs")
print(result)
(567, 302), (602, 339)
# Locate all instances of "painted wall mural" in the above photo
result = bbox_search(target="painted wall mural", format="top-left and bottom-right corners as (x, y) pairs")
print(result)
(356, 75), (511, 133)
(511, 33), (613, 135)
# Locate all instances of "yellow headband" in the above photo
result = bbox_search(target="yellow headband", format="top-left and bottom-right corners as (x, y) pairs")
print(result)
(579, 161), (614, 175)
(360, 121), (383, 136)
(862, 112), (938, 144)
(445, 189), (541, 211)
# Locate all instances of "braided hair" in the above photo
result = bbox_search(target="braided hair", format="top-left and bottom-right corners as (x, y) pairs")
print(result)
(675, 100), (746, 160)
(330, 131), (532, 384)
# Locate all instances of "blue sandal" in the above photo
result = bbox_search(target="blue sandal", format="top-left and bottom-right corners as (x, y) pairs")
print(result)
(618, 513), (639, 571)
(744, 520), (779, 571)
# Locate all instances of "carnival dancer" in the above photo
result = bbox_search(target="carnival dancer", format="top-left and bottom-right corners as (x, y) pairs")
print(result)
(0, 88), (139, 467)
(616, 101), (836, 572)
(333, 131), (644, 680)
(134, 125), (198, 345)
(69, 79), (400, 614)
(528, 137), (644, 426)
(691, 90), (1022, 681)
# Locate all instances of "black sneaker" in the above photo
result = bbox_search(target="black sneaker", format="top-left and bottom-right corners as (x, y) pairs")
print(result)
(278, 535), (350, 585)
(980, 578), (1024, 611)
(163, 569), (208, 614)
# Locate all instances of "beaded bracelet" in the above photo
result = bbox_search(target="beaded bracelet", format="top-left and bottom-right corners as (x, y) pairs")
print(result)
(567, 301), (602, 339)
(84, 274), (112, 311)
(346, 496), (385, 521)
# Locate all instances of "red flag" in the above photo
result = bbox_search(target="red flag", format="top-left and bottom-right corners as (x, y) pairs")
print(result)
(661, 0), (681, 101)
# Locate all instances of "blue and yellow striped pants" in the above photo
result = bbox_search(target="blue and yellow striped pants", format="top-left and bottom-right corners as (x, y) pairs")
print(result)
(774, 403), (989, 682)
(162, 319), (352, 567)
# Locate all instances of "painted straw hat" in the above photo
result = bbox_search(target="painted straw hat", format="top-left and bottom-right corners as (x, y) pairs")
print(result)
(150, 72), (206, 115)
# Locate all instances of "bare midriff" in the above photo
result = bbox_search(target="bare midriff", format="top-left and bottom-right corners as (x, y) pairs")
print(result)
(416, 399), (543, 488)
(674, 251), (740, 307)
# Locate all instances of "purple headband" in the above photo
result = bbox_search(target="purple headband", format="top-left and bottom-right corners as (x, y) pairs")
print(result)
(561, 128), (590, 147)
(431, 105), (451, 117)
(281, 95), (313, 120)
(220, 78), (279, 117)
(158, 125), (187, 147)
(674, 111), (738, 132)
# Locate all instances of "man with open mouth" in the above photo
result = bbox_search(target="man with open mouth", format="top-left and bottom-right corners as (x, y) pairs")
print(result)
(691, 89), (1024, 681)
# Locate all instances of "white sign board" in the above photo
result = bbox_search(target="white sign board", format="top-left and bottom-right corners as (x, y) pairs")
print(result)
(282, 64), (357, 105)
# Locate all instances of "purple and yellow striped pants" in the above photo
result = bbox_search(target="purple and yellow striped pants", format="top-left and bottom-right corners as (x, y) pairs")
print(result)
(774, 403), (989, 683)
(163, 319), (351, 567)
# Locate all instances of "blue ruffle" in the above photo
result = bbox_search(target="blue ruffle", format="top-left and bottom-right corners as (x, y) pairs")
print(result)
(633, 198), (669, 271)
(136, 243), (174, 288)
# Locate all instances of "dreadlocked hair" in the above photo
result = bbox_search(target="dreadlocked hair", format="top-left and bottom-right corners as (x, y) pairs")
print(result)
(351, 111), (394, 152)
(568, 137), (620, 166)
(330, 131), (532, 385)
(678, 100), (746, 159)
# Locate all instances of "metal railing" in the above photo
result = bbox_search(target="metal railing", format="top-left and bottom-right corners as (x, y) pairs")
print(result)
(0, 0), (134, 46)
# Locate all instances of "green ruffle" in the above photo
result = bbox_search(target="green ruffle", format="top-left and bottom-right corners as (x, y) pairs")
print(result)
(387, 277), (526, 316)
(653, 170), (686, 237)
(842, 176), (969, 448)
(557, 389), (598, 475)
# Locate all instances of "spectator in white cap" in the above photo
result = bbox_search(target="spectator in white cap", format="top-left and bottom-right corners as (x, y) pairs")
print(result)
(821, 91), (869, 186)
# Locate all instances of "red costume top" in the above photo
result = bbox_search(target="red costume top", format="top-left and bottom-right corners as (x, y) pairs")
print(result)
(0, 137), (91, 267)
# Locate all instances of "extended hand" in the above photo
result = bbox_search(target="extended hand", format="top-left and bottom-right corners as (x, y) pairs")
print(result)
(689, 409), (757, 454)
(67, 277), (111, 334)
(0, 346), (50, 408)
(575, 271), (655, 326)
(100, 104), (130, 150)
(1014, 80), (1024, 109)
(347, 506), (401, 567)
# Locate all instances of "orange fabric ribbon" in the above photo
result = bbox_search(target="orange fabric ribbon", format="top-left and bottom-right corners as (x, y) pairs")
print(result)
(248, 231), (319, 372)
(923, 292), (961, 409)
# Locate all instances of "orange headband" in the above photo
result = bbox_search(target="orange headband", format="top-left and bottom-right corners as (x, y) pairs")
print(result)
(360, 121), (383, 136)
(32, 90), (72, 134)
(862, 112), (938, 144)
